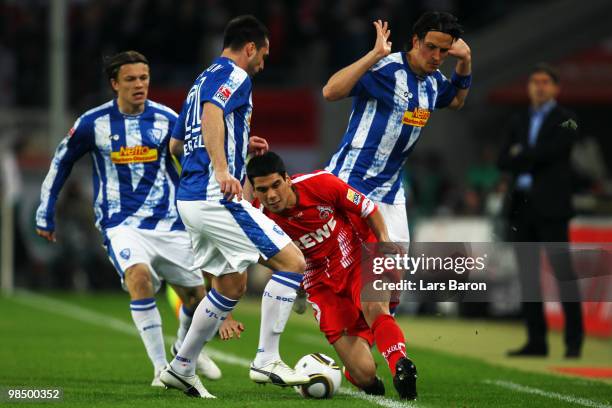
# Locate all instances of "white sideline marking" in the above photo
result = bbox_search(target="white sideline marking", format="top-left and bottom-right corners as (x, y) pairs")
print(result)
(339, 388), (418, 408)
(9, 291), (418, 407)
(484, 380), (612, 408)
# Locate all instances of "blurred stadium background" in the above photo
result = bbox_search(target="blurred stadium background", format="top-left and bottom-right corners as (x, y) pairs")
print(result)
(1, 0), (612, 403)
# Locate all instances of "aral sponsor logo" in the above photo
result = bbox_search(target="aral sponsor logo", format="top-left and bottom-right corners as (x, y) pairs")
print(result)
(110, 145), (158, 164)
(346, 189), (361, 205)
(402, 107), (430, 127)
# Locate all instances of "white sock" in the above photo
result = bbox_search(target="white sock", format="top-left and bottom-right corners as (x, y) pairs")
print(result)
(174, 304), (194, 351)
(254, 271), (303, 367)
(170, 289), (237, 376)
(130, 298), (167, 373)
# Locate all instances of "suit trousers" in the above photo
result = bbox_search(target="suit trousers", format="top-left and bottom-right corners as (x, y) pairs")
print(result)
(508, 191), (584, 350)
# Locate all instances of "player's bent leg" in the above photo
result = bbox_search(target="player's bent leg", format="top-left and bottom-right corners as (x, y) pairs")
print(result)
(249, 243), (309, 386)
(259, 241), (306, 274)
(361, 301), (390, 327)
(263, 244), (307, 315)
(124, 263), (167, 385)
(362, 301), (417, 400)
(125, 263), (156, 300)
(167, 273), (241, 379)
(212, 271), (248, 300)
(333, 336), (384, 395)
(170, 284), (222, 380)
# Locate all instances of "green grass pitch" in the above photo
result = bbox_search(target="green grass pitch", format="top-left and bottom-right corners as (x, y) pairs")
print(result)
(1, 291), (611, 407)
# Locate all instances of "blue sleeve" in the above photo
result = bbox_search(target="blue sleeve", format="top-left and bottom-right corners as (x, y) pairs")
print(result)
(35, 117), (94, 231)
(434, 71), (457, 109)
(349, 70), (379, 98)
(200, 68), (251, 115)
(223, 80), (251, 113)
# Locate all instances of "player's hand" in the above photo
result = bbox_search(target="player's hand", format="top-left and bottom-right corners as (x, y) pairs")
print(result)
(36, 228), (56, 243)
(448, 38), (471, 61)
(248, 135), (269, 156)
(371, 20), (392, 60)
(219, 318), (245, 340)
(216, 170), (243, 201)
(379, 241), (406, 257)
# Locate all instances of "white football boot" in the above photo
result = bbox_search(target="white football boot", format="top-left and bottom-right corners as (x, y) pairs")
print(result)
(151, 369), (164, 387)
(171, 344), (221, 380)
(249, 360), (310, 386)
(196, 351), (222, 380)
(159, 366), (215, 398)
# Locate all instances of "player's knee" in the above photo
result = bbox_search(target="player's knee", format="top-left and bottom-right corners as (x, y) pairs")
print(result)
(216, 280), (246, 300)
(232, 281), (247, 299)
(125, 265), (153, 292)
(361, 302), (388, 323)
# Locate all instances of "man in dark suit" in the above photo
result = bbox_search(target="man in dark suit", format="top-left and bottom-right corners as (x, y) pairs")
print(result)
(498, 63), (583, 358)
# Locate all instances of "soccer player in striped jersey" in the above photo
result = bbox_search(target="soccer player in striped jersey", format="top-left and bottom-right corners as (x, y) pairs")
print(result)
(247, 152), (417, 400)
(160, 16), (309, 398)
(35, 51), (224, 387)
(323, 12), (472, 242)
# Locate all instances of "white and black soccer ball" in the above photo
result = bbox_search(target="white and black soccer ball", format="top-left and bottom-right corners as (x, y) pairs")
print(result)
(294, 353), (342, 399)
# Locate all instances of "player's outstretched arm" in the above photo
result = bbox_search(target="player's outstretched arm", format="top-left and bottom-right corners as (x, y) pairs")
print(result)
(202, 102), (242, 201)
(365, 208), (391, 243)
(447, 38), (472, 110)
(322, 20), (392, 101)
(35, 122), (93, 242)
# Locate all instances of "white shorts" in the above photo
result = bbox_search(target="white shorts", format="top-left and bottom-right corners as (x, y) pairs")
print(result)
(177, 199), (292, 276)
(104, 226), (203, 293)
(376, 202), (410, 242)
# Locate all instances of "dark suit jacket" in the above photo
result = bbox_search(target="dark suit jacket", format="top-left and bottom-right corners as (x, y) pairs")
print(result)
(498, 103), (579, 220)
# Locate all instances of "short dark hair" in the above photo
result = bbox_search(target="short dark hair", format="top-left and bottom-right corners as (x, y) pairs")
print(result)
(412, 11), (463, 41)
(246, 152), (287, 185)
(530, 63), (560, 84)
(223, 15), (269, 51)
(103, 50), (149, 81)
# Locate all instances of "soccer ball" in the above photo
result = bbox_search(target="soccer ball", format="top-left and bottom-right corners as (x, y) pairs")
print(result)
(294, 353), (342, 398)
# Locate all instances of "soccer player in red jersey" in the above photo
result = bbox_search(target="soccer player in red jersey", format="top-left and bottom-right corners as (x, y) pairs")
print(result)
(246, 152), (417, 400)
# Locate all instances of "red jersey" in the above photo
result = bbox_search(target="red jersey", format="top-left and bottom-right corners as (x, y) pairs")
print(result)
(254, 170), (377, 290)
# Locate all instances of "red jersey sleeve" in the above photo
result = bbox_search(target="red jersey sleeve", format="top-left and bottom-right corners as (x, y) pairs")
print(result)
(315, 172), (377, 218)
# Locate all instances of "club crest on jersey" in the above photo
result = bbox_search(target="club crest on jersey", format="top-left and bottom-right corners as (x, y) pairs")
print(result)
(215, 85), (232, 103)
(346, 189), (362, 205)
(317, 205), (334, 220)
(120, 248), (131, 260)
(110, 145), (158, 164)
(147, 128), (163, 143)
(402, 107), (430, 127)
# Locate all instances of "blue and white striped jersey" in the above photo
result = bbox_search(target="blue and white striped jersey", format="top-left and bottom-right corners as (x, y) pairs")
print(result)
(36, 99), (184, 233)
(326, 52), (457, 204)
(172, 56), (252, 202)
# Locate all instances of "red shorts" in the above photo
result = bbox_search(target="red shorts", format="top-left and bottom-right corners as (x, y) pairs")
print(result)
(306, 265), (398, 346)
